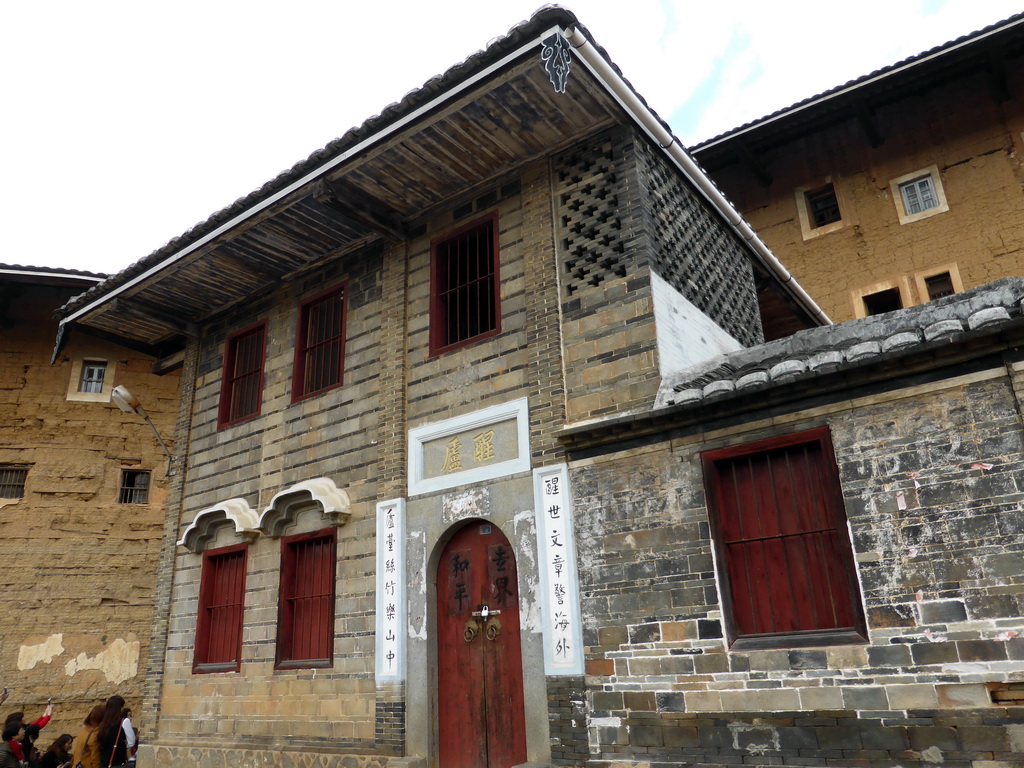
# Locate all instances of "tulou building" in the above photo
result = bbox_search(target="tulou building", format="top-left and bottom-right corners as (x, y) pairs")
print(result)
(0, 264), (179, 732)
(691, 11), (1024, 324)
(53, 7), (1024, 768)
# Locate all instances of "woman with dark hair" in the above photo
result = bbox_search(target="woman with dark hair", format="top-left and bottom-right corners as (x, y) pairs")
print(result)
(40, 734), (73, 768)
(22, 723), (43, 767)
(71, 706), (104, 768)
(0, 722), (25, 768)
(97, 697), (128, 768)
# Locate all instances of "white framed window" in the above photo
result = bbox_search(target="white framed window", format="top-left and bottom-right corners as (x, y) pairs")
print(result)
(66, 357), (115, 403)
(889, 165), (948, 225)
(795, 178), (850, 240)
(851, 277), (913, 319)
(913, 263), (963, 304)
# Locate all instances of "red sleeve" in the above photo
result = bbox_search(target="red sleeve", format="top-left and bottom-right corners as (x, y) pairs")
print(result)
(32, 715), (51, 729)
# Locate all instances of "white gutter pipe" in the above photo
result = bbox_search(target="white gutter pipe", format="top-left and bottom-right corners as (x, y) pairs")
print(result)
(564, 26), (832, 327)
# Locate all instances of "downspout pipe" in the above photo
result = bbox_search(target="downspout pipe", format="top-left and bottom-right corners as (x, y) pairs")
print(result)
(564, 26), (832, 327)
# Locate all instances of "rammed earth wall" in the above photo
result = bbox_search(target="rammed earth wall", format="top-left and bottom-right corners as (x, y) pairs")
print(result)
(572, 366), (1024, 767)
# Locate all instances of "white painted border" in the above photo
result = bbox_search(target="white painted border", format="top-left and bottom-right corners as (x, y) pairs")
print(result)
(407, 398), (531, 496)
(375, 498), (406, 682)
(533, 464), (585, 675)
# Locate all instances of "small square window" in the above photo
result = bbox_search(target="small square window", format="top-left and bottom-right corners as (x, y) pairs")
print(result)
(79, 361), (107, 393)
(194, 544), (248, 673)
(218, 322), (267, 428)
(292, 285), (346, 401)
(924, 272), (955, 300)
(0, 467), (28, 499)
(276, 528), (336, 669)
(806, 185), (841, 228)
(118, 470), (150, 504)
(430, 214), (500, 355)
(862, 288), (903, 316)
(899, 176), (938, 216)
(890, 165), (948, 224)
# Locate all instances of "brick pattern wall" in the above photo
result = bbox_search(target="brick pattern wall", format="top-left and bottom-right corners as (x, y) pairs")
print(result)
(635, 137), (763, 347)
(573, 374), (1024, 767)
(547, 676), (588, 766)
(0, 282), (179, 734)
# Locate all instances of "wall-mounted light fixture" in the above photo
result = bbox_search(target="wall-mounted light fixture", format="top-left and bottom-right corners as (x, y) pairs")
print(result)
(111, 385), (175, 474)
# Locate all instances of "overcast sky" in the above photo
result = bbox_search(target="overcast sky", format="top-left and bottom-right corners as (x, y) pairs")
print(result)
(3, 0), (1021, 275)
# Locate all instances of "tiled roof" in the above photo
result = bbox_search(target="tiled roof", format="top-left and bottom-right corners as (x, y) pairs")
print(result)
(691, 11), (1024, 151)
(0, 263), (107, 281)
(61, 5), (657, 318)
(656, 278), (1024, 409)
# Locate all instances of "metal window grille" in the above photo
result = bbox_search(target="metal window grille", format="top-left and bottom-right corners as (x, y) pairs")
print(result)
(298, 289), (344, 396)
(195, 548), (246, 668)
(79, 361), (107, 393)
(806, 185), (841, 228)
(924, 272), (955, 300)
(434, 219), (497, 349)
(279, 532), (335, 664)
(225, 326), (265, 423)
(900, 175), (938, 215)
(118, 470), (150, 504)
(0, 467), (28, 499)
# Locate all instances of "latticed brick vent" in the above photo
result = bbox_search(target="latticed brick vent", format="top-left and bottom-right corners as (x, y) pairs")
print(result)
(636, 139), (763, 347)
(555, 134), (628, 294)
(0, 467), (28, 498)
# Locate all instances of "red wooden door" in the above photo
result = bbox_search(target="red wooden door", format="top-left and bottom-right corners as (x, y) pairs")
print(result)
(437, 521), (527, 768)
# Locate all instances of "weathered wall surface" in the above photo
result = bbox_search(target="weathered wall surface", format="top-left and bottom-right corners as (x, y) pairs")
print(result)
(573, 367), (1024, 767)
(0, 282), (179, 735)
(705, 68), (1024, 322)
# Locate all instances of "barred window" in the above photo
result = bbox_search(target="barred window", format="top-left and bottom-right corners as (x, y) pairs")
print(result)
(805, 184), (841, 228)
(194, 544), (248, 673)
(0, 467), (28, 499)
(118, 470), (150, 504)
(293, 285), (346, 401)
(218, 322), (266, 428)
(430, 214), (500, 355)
(276, 528), (336, 668)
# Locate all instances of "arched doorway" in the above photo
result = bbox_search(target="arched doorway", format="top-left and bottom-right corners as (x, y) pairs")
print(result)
(436, 520), (527, 768)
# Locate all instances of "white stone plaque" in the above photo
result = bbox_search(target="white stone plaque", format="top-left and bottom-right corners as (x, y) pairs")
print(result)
(375, 498), (405, 681)
(534, 464), (584, 675)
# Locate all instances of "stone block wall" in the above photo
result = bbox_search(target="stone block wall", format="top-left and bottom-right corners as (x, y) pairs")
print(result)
(572, 369), (1024, 767)
(0, 281), (179, 734)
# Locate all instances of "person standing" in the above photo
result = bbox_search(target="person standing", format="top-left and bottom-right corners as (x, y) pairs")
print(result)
(71, 706), (104, 768)
(0, 722), (25, 768)
(96, 697), (128, 768)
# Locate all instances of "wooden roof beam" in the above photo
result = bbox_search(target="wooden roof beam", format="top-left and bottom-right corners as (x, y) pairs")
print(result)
(109, 297), (199, 338)
(854, 98), (884, 148)
(988, 47), (1012, 102)
(315, 179), (408, 242)
(736, 141), (772, 187)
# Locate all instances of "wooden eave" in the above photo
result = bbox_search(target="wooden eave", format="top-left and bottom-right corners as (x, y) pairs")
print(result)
(67, 52), (621, 349)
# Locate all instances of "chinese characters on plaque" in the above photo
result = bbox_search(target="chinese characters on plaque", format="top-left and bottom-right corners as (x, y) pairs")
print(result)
(375, 499), (405, 681)
(534, 465), (583, 675)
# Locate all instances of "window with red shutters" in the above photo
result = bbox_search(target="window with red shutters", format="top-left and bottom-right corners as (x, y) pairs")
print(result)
(430, 214), (500, 355)
(218, 322), (266, 428)
(292, 285), (346, 401)
(703, 428), (867, 649)
(193, 544), (247, 673)
(276, 528), (336, 668)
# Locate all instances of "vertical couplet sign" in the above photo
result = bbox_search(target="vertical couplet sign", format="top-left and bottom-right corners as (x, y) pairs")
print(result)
(533, 464), (584, 675)
(375, 498), (406, 681)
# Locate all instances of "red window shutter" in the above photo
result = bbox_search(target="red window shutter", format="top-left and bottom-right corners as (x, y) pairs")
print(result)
(194, 544), (247, 672)
(218, 322), (266, 428)
(704, 428), (866, 647)
(430, 214), (500, 355)
(277, 528), (336, 667)
(292, 285), (346, 401)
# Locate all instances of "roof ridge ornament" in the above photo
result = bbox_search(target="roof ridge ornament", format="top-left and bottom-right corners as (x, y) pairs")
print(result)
(541, 31), (572, 93)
